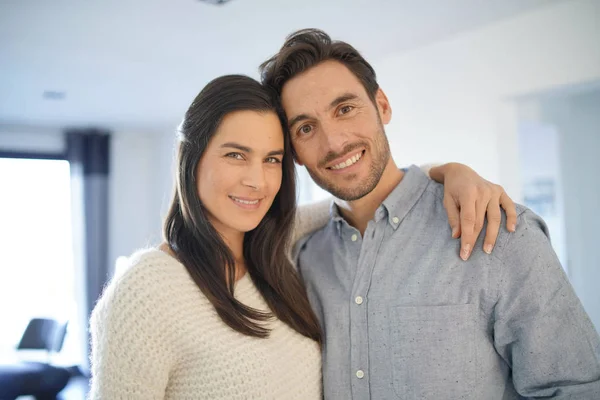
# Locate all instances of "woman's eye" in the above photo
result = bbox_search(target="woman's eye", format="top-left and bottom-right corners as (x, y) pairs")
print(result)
(226, 153), (244, 160)
(265, 157), (282, 164)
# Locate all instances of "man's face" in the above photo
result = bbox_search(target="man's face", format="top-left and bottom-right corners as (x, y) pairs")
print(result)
(281, 60), (393, 201)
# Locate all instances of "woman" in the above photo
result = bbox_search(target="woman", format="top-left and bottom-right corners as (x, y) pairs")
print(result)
(89, 75), (515, 399)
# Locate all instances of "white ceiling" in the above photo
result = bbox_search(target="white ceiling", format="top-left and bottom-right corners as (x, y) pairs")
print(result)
(0, 0), (565, 132)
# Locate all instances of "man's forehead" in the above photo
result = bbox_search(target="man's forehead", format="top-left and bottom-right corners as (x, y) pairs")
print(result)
(281, 62), (366, 112)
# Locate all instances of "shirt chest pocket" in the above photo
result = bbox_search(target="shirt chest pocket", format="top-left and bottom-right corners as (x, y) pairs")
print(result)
(390, 304), (478, 399)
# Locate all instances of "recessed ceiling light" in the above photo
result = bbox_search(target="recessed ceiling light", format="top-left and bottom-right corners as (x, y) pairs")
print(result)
(198, 0), (234, 5)
(43, 90), (66, 100)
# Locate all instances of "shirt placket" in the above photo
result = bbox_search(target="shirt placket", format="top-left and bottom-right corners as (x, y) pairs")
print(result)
(348, 216), (386, 400)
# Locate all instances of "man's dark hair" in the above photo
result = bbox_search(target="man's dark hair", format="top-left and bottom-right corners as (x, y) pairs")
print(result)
(260, 28), (379, 102)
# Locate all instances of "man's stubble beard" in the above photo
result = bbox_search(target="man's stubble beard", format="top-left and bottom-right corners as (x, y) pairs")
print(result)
(306, 121), (391, 202)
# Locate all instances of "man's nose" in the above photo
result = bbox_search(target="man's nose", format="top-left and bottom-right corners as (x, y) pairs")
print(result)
(320, 121), (351, 155)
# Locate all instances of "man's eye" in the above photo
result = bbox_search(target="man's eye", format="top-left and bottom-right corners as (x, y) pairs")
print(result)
(265, 157), (282, 164)
(339, 105), (353, 115)
(299, 125), (313, 135)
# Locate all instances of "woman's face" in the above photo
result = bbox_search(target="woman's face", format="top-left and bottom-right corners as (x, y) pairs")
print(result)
(196, 110), (284, 238)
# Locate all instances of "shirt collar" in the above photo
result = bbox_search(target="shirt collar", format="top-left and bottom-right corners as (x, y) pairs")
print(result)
(329, 200), (346, 236)
(329, 165), (431, 233)
(381, 165), (430, 230)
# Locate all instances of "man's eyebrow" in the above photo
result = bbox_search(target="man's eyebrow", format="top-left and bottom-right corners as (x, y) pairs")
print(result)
(329, 93), (359, 110)
(288, 114), (311, 129)
(220, 142), (251, 153)
(288, 93), (360, 128)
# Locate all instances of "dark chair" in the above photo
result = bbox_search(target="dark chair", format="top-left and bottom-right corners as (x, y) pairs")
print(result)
(0, 318), (71, 400)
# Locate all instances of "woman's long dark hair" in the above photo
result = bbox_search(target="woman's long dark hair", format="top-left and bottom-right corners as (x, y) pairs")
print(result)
(163, 75), (321, 342)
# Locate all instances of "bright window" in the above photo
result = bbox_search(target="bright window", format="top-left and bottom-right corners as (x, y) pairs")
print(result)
(0, 158), (78, 362)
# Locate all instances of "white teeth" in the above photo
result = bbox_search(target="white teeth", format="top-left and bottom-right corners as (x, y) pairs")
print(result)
(231, 197), (259, 205)
(331, 151), (362, 170)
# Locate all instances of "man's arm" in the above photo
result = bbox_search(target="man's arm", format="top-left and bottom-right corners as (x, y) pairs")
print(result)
(493, 209), (600, 398)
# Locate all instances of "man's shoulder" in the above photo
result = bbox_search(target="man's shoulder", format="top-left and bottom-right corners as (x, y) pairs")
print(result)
(492, 205), (551, 260)
(423, 179), (445, 201)
(478, 205), (567, 303)
(419, 182), (546, 255)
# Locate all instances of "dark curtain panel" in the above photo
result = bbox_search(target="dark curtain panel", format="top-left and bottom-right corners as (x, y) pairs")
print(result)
(65, 129), (110, 374)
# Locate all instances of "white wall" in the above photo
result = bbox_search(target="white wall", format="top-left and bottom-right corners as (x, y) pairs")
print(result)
(107, 131), (170, 275)
(155, 129), (178, 219)
(0, 126), (65, 154)
(370, 0), (600, 201)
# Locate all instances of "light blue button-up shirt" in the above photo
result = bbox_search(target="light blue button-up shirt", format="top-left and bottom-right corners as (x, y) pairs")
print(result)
(295, 165), (600, 399)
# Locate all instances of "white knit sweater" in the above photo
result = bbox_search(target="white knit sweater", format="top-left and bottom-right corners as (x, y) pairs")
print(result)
(89, 205), (330, 400)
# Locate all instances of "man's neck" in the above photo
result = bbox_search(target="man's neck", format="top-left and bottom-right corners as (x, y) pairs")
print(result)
(335, 158), (404, 235)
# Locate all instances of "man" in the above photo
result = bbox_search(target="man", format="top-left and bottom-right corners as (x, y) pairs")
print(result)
(260, 29), (600, 399)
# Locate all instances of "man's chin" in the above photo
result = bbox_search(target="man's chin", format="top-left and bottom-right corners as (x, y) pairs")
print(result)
(320, 182), (375, 202)
(333, 190), (371, 202)
(309, 169), (377, 201)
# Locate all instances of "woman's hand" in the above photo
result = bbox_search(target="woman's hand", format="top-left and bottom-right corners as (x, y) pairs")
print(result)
(430, 163), (517, 261)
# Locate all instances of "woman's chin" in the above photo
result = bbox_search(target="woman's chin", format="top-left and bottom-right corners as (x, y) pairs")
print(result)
(231, 220), (263, 234)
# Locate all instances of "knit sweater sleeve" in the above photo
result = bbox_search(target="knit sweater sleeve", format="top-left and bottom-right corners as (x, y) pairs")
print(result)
(88, 252), (178, 400)
(290, 164), (435, 246)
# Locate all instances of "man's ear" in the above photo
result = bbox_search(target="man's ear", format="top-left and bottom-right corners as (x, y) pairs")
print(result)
(375, 88), (392, 125)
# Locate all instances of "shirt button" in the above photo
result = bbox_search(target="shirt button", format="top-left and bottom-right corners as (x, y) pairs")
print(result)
(392, 216), (400, 224)
(351, 234), (358, 242)
(355, 296), (364, 305)
(356, 370), (365, 379)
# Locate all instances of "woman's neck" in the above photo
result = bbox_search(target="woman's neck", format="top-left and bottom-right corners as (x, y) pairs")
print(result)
(218, 228), (247, 281)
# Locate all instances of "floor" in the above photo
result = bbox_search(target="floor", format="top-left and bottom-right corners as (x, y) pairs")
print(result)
(16, 376), (89, 400)
(59, 376), (88, 400)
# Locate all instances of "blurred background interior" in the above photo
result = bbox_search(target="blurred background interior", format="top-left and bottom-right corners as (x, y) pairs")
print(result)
(0, 0), (599, 398)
